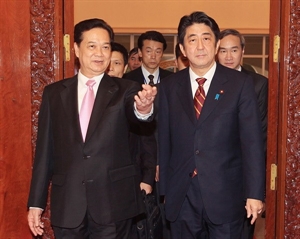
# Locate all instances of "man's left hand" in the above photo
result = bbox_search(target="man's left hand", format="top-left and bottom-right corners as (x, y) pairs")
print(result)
(140, 182), (152, 194)
(134, 84), (157, 114)
(245, 198), (264, 224)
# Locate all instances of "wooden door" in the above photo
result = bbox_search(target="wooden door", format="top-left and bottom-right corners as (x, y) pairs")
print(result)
(0, 0), (33, 238)
(0, 0), (73, 238)
(30, 0), (74, 238)
(265, 0), (281, 238)
(266, 0), (300, 238)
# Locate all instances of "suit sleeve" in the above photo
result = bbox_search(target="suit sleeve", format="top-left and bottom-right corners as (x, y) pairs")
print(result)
(27, 87), (53, 209)
(256, 77), (268, 154)
(239, 75), (266, 201)
(158, 82), (170, 195)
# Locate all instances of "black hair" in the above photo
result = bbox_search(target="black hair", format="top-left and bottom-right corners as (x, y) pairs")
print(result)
(129, 47), (139, 57)
(219, 29), (245, 49)
(175, 43), (183, 59)
(74, 18), (114, 46)
(178, 11), (220, 46)
(111, 42), (129, 65)
(137, 31), (167, 51)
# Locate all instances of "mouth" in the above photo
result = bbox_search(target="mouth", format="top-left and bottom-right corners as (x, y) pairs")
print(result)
(94, 60), (104, 64)
(224, 62), (234, 66)
(196, 54), (206, 58)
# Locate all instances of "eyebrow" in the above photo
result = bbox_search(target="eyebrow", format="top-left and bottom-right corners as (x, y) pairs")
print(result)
(187, 32), (212, 38)
(145, 46), (162, 50)
(219, 46), (239, 50)
(87, 41), (110, 45)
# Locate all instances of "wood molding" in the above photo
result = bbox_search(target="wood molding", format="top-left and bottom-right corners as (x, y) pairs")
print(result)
(266, 0), (281, 238)
(30, 0), (57, 238)
(282, 0), (300, 237)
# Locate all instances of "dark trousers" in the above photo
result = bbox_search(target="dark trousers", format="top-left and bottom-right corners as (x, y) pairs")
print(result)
(170, 177), (244, 239)
(52, 211), (132, 239)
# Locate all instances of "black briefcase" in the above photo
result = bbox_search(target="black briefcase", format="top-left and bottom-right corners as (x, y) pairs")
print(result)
(136, 190), (163, 239)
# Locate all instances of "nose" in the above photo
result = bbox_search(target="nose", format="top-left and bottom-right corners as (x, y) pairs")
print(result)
(95, 46), (104, 56)
(197, 39), (204, 50)
(225, 51), (232, 60)
(150, 51), (156, 58)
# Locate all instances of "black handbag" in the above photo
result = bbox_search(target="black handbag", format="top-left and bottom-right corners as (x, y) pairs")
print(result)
(136, 189), (163, 239)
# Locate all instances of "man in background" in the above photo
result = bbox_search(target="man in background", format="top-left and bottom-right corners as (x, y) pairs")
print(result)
(107, 42), (128, 78)
(127, 47), (141, 72)
(124, 30), (173, 181)
(124, 30), (172, 86)
(124, 30), (173, 239)
(217, 28), (268, 239)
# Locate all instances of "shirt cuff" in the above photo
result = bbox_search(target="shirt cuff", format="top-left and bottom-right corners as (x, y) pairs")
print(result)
(29, 207), (44, 211)
(134, 102), (154, 120)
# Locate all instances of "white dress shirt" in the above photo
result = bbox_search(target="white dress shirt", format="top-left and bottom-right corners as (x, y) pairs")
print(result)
(189, 62), (217, 97)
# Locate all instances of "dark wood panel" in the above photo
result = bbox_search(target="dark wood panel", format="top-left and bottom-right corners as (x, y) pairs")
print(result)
(64, 0), (75, 78)
(281, 0), (300, 238)
(30, 0), (65, 238)
(265, 0), (281, 238)
(0, 0), (32, 238)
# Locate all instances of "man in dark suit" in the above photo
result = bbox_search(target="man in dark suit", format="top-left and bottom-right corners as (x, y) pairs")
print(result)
(124, 30), (173, 239)
(124, 30), (172, 183)
(158, 11), (265, 239)
(27, 18), (157, 239)
(218, 28), (268, 239)
(124, 30), (172, 87)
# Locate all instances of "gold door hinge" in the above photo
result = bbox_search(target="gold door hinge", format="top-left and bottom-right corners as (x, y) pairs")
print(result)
(63, 34), (70, 61)
(273, 35), (280, 63)
(270, 163), (277, 190)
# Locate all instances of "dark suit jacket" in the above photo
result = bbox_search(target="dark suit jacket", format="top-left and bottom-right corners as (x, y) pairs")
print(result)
(158, 64), (265, 224)
(241, 67), (268, 151)
(28, 74), (145, 228)
(124, 67), (173, 179)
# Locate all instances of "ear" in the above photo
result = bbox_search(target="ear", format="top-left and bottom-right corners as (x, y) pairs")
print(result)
(74, 43), (79, 58)
(174, 59), (178, 68)
(214, 40), (220, 55)
(138, 48), (142, 58)
(179, 44), (186, 57)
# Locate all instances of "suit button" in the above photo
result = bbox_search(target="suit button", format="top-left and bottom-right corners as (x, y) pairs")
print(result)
(82, 180), (85, 185)
(83, 155), (90, 160)
(195, 150), (200, 155)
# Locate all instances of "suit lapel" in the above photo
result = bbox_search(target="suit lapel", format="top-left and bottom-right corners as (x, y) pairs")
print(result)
(175, 69), (196, 125)
(85, 74), (118, 142)
(60, 76), (83, 143)
(198, 65), (228, 125)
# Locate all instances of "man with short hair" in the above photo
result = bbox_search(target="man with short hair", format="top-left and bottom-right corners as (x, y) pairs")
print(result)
(218, 28), (268, 239)
(124, 30), (173, 239)
(124, 30), (173, 182)
(127, 47), (141, 72)
(27, 18), (157, 239)
(107, 42), (128, 78)
(158, 12), (265, 239)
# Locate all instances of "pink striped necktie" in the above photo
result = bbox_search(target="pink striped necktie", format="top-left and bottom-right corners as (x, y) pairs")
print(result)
(79, 79), (96, 141)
